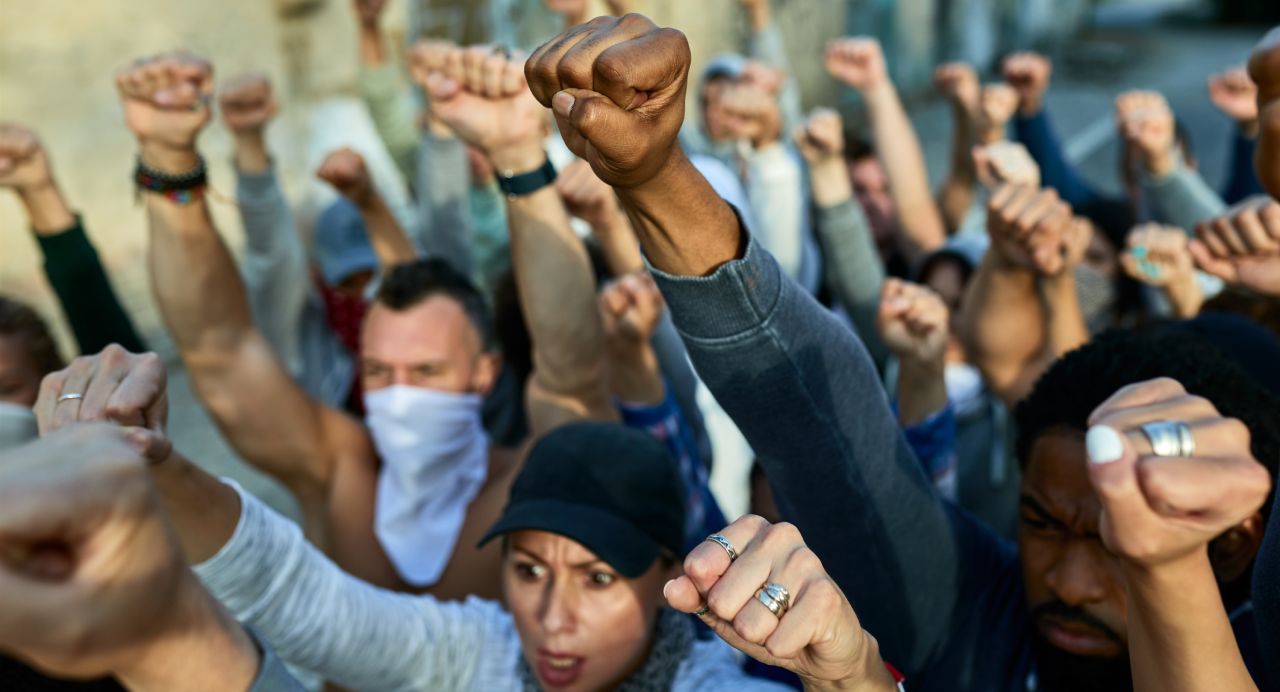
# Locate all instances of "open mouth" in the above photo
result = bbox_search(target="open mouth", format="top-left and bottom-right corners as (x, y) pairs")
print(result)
(537, 650), (586, 688)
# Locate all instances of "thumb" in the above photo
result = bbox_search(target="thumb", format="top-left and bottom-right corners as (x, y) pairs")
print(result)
(424, 72), (461, 101)
(663, 576), (703, 614)
(553, 88), (632, 145)
(1085, 425), (1151, 546)
(1188, 238), (1235, 281)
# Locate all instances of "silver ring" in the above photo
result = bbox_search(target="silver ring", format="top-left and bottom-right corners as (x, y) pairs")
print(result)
(56, 393), (84, 404)
(763, 582), (792, 612)
(757, 588), (784, 618)
(1140, 420), (1195, 458)
(705, 534), (738, 561)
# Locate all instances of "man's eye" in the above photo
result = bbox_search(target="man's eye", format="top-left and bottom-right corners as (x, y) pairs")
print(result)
(515, 563), (547, 580)
(589, 572), (615, 587)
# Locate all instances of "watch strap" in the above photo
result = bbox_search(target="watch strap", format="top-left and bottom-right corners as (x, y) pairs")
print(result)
(496, 156), (557, 199)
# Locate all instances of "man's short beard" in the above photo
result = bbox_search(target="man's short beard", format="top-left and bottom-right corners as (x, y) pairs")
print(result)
(1031, 629), (1132, 692)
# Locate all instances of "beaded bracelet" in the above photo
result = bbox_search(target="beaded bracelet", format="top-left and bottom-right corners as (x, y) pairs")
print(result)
(134, 155), (208, 204)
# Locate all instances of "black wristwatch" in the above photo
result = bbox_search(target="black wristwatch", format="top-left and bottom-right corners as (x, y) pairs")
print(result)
(495, 156), (557, 199)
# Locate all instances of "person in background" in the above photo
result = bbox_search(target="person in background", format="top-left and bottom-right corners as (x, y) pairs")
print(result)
(1119, 223), (1204, 319)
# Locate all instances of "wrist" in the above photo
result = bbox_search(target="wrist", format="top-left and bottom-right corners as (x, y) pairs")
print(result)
(801, 631), (898, 692)
(1121, 546), (1213, 591)
(811, 158), (854, 208)
(139, 142), (200, 175)
(1017, 98), (1043, 118)
(488, 142), (546, 177)
(232, 132), (270, 173)
(1144, 149), (1176, 178)
(860, 80), (895, 105)
(977, 124), (1005, 146)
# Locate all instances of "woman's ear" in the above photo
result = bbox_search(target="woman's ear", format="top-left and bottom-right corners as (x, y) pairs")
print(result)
(1209, 512), (1265, 583)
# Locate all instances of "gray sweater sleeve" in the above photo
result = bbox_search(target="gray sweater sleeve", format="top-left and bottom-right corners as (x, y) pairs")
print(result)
(415, 133), (475, 277)
(813, 199), (889, 367)
(1142, 161), (1227, 231)
(194, 484), (513, 692)
(748, 24), (803, 135)
(237, 164), (310, 378)
(650, 233), (1027, 687)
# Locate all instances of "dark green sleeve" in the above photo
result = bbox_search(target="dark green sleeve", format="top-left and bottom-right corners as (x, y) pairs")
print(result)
(37, 218), (147, 355)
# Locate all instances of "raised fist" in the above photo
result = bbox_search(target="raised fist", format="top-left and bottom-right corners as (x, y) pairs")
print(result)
(824, 38), (888, 93)
(1085, 378), (1271, 569)
(1115, 90), (1176, 177)
(114, 53), (213, 159)
(35, 344), (172, 464)
(526, 14), (691, 189)
(1001, 52), (1051, 116)
(417, 43), (546, 172)
(720, 83), (782, 149)
(876, 279), (949, 366)
(986, 183), (1074, 275)
(976, 83), (1018, 140)
(1249, 27), (1280, 199)
(219, 73), (278, 137)
(316, 148), (376, 206)
(1189, 197), (1280, 297)
(740, 60), (786, 98)
(599, 271), (665, 347)
(544, 0), (587, 22)
(972, 141), (1040, 189)
(352, 0), (389, 29)
(1207, 67), (1258, 128)
(0, 123), (53, 192)
(665, 515), (894, 688)
(1121, 223), (1196, 288)
(557, 158), (621, 229)
(793, 108), (844, 165)
(933, 62), (979, 114)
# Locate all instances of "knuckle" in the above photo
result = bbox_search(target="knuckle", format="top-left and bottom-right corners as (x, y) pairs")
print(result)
(1220, 417), (1252, 448)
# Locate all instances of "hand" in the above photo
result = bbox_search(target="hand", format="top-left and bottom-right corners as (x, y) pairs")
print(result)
(419, 44), (546, 173)
(1248, 28), (1280, 199)
(1060, 215), (1094, 273)
(544, 0), (588, 24)
(352, 0), (388, 30)
(219, 73), (278, 137)
(720, 83), (782, 149)
(1085, 378), (1271, 570)
(599, 271), (665, 347)
(740, 60), (786, 97)
(876, 279), (949, 367)
(933, 62), (979, 115)
(114, 53), (213, 172)
(664, 515), (895, 689)
(0, 426), (243, 685)
(557, 158), (621, 229)
(316, 148), (376, 207)
(824, 38), (888, 93)
(1001, 51), (1051, 116)
(986, 183), (1074, 275)
(1116, 90), (1176, 177)
(1189, 196), (1280, 296)
(0, 123), (54, 192)
(973, 141), (1040, 189)
(1121, 223), (1196, 288)
(793, 108), (844, 165)
(34, 345), (172, 464)
(1206, 66), (1258, 132)
(976, 83), (1018, 142)
(526, 14), (691, 189)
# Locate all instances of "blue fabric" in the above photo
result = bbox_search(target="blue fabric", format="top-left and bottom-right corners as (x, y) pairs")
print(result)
(899, 403), (958, 485)
(1014, 110), (1107, 209)
(1222, 128), (1265, 205)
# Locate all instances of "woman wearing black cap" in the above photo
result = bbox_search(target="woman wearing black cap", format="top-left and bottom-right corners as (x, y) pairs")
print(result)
(190, 421), (899, 691)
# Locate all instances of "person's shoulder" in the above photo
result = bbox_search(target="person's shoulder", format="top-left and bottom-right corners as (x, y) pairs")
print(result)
(672, 638), (791, 691)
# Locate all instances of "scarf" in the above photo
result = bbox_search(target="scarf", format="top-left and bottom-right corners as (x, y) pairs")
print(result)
(518, 608), (695, 692)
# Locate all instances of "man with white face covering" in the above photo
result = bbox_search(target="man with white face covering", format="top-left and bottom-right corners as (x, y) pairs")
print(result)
(128, 48), (627, 600)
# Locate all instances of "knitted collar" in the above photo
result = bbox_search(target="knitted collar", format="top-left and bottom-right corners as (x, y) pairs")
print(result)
(518, 608), (694, 692)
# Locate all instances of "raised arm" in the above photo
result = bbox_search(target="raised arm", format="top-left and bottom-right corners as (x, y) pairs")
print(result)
(934, 63), (982, 234)
(428, 45), (615, 435)
(316, 147), (419, 268)
(118, 54), (367, 537)
(0, 123), (146, 355)
(353, 0), (420, 185)
(1120, 223), (1204, 319)
(526, 15), (1018, 679)
(1208, 67), (1264, 204)
(826, 38), (946, 264)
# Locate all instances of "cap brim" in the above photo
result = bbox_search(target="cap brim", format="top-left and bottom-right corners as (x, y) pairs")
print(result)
(480, 499), (665, 578)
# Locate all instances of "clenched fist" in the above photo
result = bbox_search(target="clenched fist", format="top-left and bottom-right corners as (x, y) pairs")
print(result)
(986, 183), (1075, 275)
(1116, 90), (1176, 177)
(977, 83), (1018, 143)
(793, 108), (844, 165)
(933, 62), (979, 115)
(0, 123), (53, 192)
(1248, 27), (1280, 199)
(557, 158), (621, 229)
(317, 148), (376, 207)
(972, 141), (1041, 189)
(1189, 196), (1280, 297)
(526, 15), (691, 189)
(824, 38), (888, 93)
(219, 73), (278, 137)
(720, 83), (782, 149)
(598, 271), (665, 347)
(876, 279), (949, 367)
(1207, 67), (1258, 132)
(1002, 52), (1052, 117)
(1121, 223), (1196, 288)
(115, 53), (213, 171)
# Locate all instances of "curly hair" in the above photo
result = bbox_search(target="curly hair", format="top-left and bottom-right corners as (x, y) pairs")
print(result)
(0, 296), (64, 378)
(1014, 324), (1280, 488)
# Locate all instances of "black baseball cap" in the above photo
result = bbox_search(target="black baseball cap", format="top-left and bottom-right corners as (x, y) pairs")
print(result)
(480, 422), (687, 578)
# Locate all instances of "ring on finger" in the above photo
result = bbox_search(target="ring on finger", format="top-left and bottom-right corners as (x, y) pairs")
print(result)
(56, 392), (84, 405)
(763, 582), (792, 612)
(757, 587), (785, 618)
(1140, 420), (1195, 458)
(705, 533), (738, 561)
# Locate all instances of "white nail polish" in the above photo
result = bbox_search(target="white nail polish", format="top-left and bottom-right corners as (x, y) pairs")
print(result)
(1086, 425), (1124, 464)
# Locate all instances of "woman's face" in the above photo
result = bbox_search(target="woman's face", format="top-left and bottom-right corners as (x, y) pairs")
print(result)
(504, 530), (673, 691)
(0, 334), (43, 407)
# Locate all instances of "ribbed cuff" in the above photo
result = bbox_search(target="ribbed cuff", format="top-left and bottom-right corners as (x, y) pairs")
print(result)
(647, 231), (783, 341)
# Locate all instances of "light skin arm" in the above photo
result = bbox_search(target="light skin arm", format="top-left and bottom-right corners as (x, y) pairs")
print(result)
(933, 63), (980, 235)
(599, 272), (667, 405)
(558, 158), (645, 275)
(876, 279), (948, 427)
(354, 0), (389, 67)
(316, 147), (419, 269)
(1121, 223), (1203, 319)
(827, 38), (946, 263)
(1037, 217), (1091, 359)
(0, 124), (76, 233)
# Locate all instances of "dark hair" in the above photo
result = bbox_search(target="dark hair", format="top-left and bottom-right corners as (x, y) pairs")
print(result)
(1015, 327), (1280, 491)
(375, 259), (495, 350)
(917, 249), (976, 287)
(0, 296), (64, 377)
(842, 135), (876, 165)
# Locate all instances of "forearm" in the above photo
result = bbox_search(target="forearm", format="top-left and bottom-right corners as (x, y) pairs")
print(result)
(358, 25), (387, 67)
(151, 452), (243, 565)
(18, 181), (76, 234)
(1163, 276), (1204, 319)
(1124, 553), (1258, 692)
(1221, 128), (1263, 204)
(863, 82), (946, 262)
(812, 198), (888, 364)
(37, 220), (147, 355)
(896, 358), (947, 427)
(1014, 111), (1103, 208)
(960, 256), (1048, 405)
(1039, 272), (1089, 358)
(608, 341), (665, 406)
(358, 193), (419, 269)
(591, 212), (645, 276)
(939, 104), (978, 234)
(1143, 163), (1227, 231)
(232, 131), (270, 175)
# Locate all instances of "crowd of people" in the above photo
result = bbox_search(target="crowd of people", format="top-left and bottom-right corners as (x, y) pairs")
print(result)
(0, 1), (1278, 690)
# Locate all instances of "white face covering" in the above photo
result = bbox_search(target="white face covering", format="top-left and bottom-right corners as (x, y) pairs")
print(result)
(945, 362), (986, 418)
(365, 385), (489, 587)
(0, 402), (36, 451)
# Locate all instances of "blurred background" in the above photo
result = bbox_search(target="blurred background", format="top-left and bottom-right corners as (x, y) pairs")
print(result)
(1, 0), (1275, 513)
